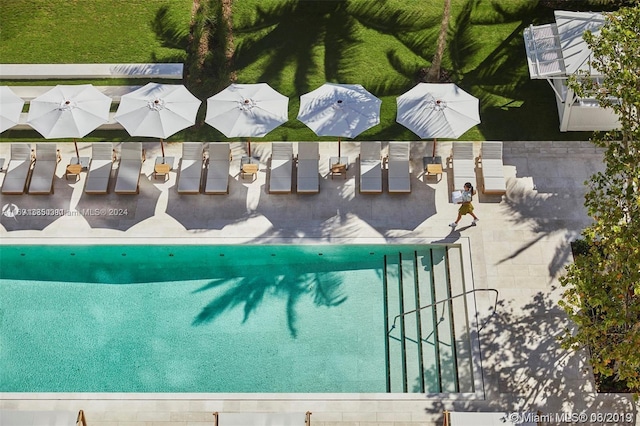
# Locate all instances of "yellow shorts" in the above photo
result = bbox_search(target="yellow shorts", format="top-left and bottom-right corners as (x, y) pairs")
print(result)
(459, 203), (474, 215)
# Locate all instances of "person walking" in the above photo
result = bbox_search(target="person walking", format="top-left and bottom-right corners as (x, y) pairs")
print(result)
(450, 182), (479, 228)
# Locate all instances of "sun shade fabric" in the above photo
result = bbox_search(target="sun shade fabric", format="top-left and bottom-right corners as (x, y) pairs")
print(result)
(396, 83), (480, 139)
(115, 83), (201, 139)
(0, 86), (25, 132)
(205, 83), (289, 138)
(27, 84), (111, 138)
(297, 83), (381, 138)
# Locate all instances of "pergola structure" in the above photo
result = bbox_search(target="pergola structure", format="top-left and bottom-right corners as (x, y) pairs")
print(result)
(523, 10), (620, 132)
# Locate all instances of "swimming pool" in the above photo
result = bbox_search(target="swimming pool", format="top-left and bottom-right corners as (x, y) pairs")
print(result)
(0, 244), (478, 394)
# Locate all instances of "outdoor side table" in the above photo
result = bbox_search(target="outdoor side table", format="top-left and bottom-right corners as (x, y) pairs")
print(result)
(70, 156), (91, 170)
(154, 156), (174, 181)
(240, 156), (259, 180)
(65, 163), (83, 181)
(423, 156), (443, 180)
(330, 156), (348, 179)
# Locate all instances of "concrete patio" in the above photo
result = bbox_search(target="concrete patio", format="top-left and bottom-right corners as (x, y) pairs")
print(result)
(0, 140), (637, 426)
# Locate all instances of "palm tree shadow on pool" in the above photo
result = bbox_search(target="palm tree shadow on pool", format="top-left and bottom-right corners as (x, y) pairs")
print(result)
(192, 271), (347, 338)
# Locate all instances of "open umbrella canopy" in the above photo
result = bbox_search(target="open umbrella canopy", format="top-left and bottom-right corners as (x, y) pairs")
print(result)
(205, 83), (288, 138)
(0, 86), (25, 133)
(115, 83), (201, 139)
(297, 83), (381, 138)
(396, 83), (480, 139)
(27, 84), (111, 138)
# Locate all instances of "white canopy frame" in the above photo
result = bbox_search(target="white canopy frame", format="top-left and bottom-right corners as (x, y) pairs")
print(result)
(523, 10), (620, 132)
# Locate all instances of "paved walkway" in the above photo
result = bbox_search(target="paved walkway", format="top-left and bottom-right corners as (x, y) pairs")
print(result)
(0, 140), (637, 426)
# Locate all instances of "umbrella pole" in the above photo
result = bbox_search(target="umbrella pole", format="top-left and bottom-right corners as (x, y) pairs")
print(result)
(73, 140), (80, 159)
(248, 138), (252, 157)
(160, 139), (165, 158)
(338, 137), (341, 157)
(432, 138), (437, 157)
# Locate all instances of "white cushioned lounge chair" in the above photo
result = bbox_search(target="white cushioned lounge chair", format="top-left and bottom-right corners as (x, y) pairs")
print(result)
(387, 141), (411, 193)
(204, 142), (231, 194)
(0, 409), (87, 426)
(177, 142), (205, 194)
(269, 142), (293, 193)
(1, 143), (32, 195)
(84, 143), (115, 194)
(296, 142), (319, 194)
(359, 141), (382, 194)
(28, 143), (60, 194)
(114, 142), (144, 194)
(451, 142), (476, 192)
(212, 411), (311, 426)
(479, 141), (507, 195)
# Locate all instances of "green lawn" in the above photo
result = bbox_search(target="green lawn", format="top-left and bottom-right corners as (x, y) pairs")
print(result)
(0, 0), (191, 63)
(1, 0), (600, 143)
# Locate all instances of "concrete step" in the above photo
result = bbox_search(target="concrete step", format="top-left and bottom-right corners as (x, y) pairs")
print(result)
(416, 248), (441, 393)
(384, 254), (405, 393)
(447, 245), (475, 393)
(431, 245), (458, 392)
(399, 250), (422, 393)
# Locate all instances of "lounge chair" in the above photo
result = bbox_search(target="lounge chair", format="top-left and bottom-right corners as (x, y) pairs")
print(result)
(85, 143), (115, 194)
(446, 411), (536, 426)
(213, 412), (311, 426)
(269, 142), (293, 193)
(177, 142), (205, 194)
(0, 410), (87, 426)
(386, 142), (410, 193)
(28, 143), (61, 194)
(114, 142), (144, 194)
(479, 141), (507, 195)
(296, 142), (319, 193)
(359, 141), (382, 194)
(1, 143), (32, 195)
(204, 142), (231, 194)
(451, 142), (476, 192)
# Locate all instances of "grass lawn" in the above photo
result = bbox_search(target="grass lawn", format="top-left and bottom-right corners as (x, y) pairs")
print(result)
(0, 0), (192, 63)
(1, 0), (600, 143)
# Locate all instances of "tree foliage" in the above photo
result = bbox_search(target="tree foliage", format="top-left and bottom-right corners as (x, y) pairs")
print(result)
(560, 5), (640, 393)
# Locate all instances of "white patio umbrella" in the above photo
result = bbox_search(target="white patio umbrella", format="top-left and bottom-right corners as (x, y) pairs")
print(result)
(115, 83), (202, 156)
(297, 83), (381, 156)
(0, 86), (25, 133)
(27, 84), (111, 158)
(396, 83), (480, 156)
(205, 83), (288, 156)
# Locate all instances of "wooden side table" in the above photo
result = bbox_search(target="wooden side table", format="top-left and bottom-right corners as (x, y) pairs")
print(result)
(423, 156), (443, 180)
(154, 157), (174, 180)
(154, 163), (171, 180)
(65, 163), (83, 181)
(240, 156), (259, 180)
(329, 156), (348, 179)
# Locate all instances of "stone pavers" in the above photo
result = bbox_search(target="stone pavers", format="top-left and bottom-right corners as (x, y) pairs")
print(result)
(1, 140), (637, 426)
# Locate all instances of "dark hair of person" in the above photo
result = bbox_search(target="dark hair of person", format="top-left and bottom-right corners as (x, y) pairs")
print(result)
(464, 182), (474, 193)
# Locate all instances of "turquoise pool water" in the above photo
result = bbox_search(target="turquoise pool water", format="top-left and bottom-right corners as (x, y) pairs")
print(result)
(0, 244), (420, 393)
